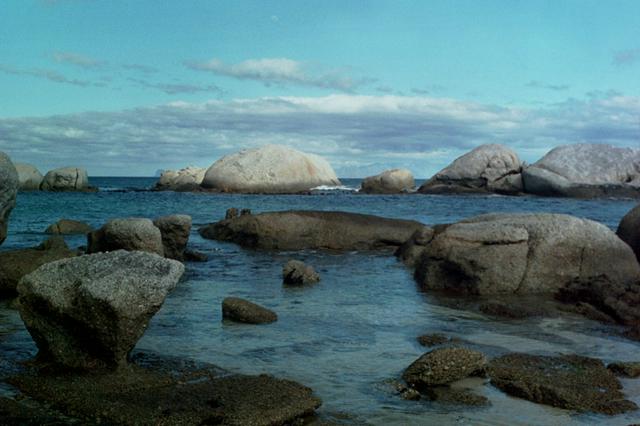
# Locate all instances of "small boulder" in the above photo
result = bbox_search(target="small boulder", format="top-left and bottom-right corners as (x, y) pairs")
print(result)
(14, 163), (43, 191)
(154, 166), (206, 191)
(617, 204), (640, 262)
(17, 250), (185, 369)
(360, 169), (415, 194)
(419, 144), (523, 195)
(222, 297), (277, 324)
(40, 167), (94, 192)
(487, 353), (637, 414)
(0, 152), (18, 246)
(607, 362), (640, 378)
(402, 347), (486, 387)
(153, 215), (192, 261)
(225, 207), (239, 219)
(88, 218), (164, 256)
(45, 219), (93, 235)
(283, 260), (320, 286)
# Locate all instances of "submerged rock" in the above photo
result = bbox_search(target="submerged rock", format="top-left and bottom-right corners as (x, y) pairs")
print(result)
(282, 260), (320, 285)
(414, 213), (640, 295)
(402, 347), (486, 387)
(153, 214), (192, 261)
(201, 145), (341, 193)
(487, 353), (637, 414)
(14, 163), (43, 191)
(416, 333), (460, 347)
(360, 169), (415, 194)
(617, 203), (640, 262)
(88, 218), (164, 256)
(418, 144), (523, 195)
(200, 210), (426, 251)
(607, 362), (640, 378)
(45, 219), (93, 235)
(521, 144), (640, 198)
(0, 152), (18, 246)
(40, 167), (94, 192)
(222, 297), (278, 324)
(154, 166), (206, 191)
(17, 250), (184, 369)
(422, 387), (489, 406)
(479, 300), (546, 319)
(0, 237), (76, 298)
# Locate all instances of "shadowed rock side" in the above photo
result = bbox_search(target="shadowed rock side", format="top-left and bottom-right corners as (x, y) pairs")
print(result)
(0, 152), (18, 246)
(360, 168), (415, 194)
(40, 167), (95, 192)
(419, 144), (523, 195)
(222, 297), (278, 324)
(617, 203), (640, 262)
(283, 259), (320, 285)
(0, 237), (76, 298)
(153, 214), (192, 260)
(199, 210), (427, 251)
(201, 144), (341, 193)
(45, 219), (93, 235)
(14, 163), (43, 191)
(154, 166), (206, 191)
(522, 144), (640, 198)
(17, 251), (184, 369)
(412, 213), (640, 295)
(403, 347), (486, 387)
(487, 353), (637, 414)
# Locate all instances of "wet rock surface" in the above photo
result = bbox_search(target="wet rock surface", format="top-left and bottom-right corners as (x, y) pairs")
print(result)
(479, 300), (546, 319)
(222, 297), (278, 324)
(283, 260), (320, 285)
(608, 362), (640, 378)
(487, 353), (638, 414)
(416, 333), (460, 347)
(45, 219), (93, 235)
(153, 214), (192, 261)
(402, 347), (486, 387)
(423, 387), (489, 406)
(200, 210), (426, 251)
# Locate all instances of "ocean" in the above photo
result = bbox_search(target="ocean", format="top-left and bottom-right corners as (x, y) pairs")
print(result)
(1, 177), (639, 425)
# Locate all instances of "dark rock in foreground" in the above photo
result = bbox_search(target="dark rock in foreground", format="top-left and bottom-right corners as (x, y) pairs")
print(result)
(403, 347), (486, 387)
(222, 297), (278, 324)
(608, 362), (640, 378)
(617, 203), (640, 262)
(487, 353), (637, 414)
(0, 237), (76, 298)
(394, 226), (435, 267)
(283, 260), (320, 285)
(17, 251), (184, 369)
(200, 210), (426, 251)
(153, 214), (192, 261)
(45, 219), (93, 235)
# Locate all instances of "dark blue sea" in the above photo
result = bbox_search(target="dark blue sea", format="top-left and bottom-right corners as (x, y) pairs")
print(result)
(1, 177), (639, 425)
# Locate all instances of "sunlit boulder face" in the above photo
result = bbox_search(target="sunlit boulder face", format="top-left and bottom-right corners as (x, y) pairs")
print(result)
(360, 169), (415, 194)
(40, 167), (93, 192)
(418, 144), (524, 195)
(154, 166), (206, 191)
(201, 145), (341, 194)
(14, 163), (43, 191)
(0, 152), (18, 246)
(522, 144), (640, 198)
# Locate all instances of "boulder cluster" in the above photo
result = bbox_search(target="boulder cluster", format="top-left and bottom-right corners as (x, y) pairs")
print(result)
(15, 164), (95, 192)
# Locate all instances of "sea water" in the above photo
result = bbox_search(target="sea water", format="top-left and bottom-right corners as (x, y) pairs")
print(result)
(1, 177), (639, 425)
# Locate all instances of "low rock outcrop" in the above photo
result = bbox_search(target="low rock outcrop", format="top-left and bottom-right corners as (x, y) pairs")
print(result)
(487, 353), (637, 414)
(414, 213), (640, 295)
(153, 214), (192, 261)
(522, 144), (640, 198)
(88, 218), (164, 256)
(45, 219), (93, 235)
(154, 166), (206, 191)
(403, 347), (486, 388)
(0, 152), (18, 245)
(40, 167), (94, 192)
(617, 203), (640, 262)
(419, 144), (523, 195)
(14, 163), (43, 191)
(282, 260), (320, 285)
(607, 362), (640, 378)
(17, 250), (184, 369)
(200, 210), (426, 251)
(222, 297), (277, 324)
(201, 145), (341, 194)
(360, 169), (415, 194)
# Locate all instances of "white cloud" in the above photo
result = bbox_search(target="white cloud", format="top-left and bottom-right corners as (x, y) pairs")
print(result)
(52, 51), (105, 69)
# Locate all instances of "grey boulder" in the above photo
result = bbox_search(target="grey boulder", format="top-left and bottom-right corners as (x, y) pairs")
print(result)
(360, 168), (415, 194)
(40, 167), (94, 192)
(45, 219), (93, 235)
(154, 166), (206, 191)
(153, 214), (192, 261)
(403, 347), (486, 387)
(617, 203), (640, 262)
(14, 163), (43, 191)
(17, 250), (185, 369)
(0, 152), (18, 245)
(283, 260), (320, 285)
(222, 297), (277, 324)
(88, 218), (164, 256)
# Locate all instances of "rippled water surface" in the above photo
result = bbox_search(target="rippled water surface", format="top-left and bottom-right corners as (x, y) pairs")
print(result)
(1, 177), (639, 425)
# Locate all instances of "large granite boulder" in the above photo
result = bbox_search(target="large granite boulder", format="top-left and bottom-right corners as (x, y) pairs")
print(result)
(154, 166), (206, 191)
(199, 210), (426, 251)
(617, 204), (640, 262)
(0, 152), (18, 245)
(419, 144), (523, 195)
(360, 169), (415, 194)
(45, 219), (93, 235)
(153, 215), (192, 261)
(0, 237), (76, 298)
(88, 218), (164, 256)
(14, 163), (43, 191)
(17, 250), (184, 369)
(414, 213), (640, 295)
(522, 144), (640, 198)
(201, 145), (341, 193)
(40, 167), (93, 192)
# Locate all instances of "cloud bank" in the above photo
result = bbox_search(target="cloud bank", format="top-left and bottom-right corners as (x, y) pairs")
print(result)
(1, 94), (638, 177)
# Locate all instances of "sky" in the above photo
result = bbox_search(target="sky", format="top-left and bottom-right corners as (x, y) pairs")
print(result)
(0, 0), (639, 177)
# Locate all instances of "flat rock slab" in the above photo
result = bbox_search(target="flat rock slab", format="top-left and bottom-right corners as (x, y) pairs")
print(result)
(487, 353), (638, 414)
(9, 365), (321, 426)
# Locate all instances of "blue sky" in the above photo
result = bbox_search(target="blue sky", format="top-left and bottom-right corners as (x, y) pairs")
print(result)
(1, 0), (639, 176)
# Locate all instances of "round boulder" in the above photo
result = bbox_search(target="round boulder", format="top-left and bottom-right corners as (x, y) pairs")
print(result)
(283, 260), (320, 285)
(14, 163), (43, 191)
(402, 347), (486, 387)
(360, 169), (415, 194)
(0, 152), (18, 246)
(201, 145), (341, 194)
(617, 203), (640, 262)
(154, 166), (206, 191)
(40, 167), (92, 191)
(88, 218), (164, 256)
(222, 297), (277, 324)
